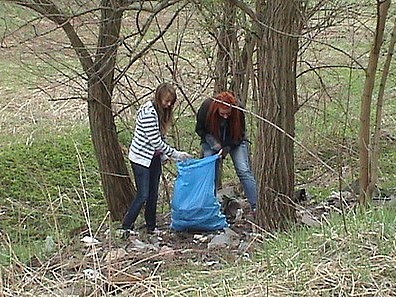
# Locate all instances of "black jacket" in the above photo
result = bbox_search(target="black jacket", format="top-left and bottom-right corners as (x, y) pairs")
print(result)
(195, 99), (246, 150)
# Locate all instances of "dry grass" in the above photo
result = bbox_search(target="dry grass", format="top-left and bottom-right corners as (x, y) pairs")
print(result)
(2, 228), (396, 296)
(2, 204), (396, 297)
(0, 92), (86, 138)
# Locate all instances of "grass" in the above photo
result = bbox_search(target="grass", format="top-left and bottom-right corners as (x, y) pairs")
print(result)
(0, 59), (30, 93)
(159, 207), (396, 296)
(295, 56), (396, 196)
(1, 1), (396, 296)
(0, 126), (106, 265)
(3, 206), (396, 296)
(0, 3), (38, 31)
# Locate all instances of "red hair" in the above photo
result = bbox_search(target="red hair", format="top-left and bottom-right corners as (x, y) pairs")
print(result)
(207, 92), (243, 143)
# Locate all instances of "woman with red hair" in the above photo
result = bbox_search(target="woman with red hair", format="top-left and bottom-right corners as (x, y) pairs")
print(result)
(195, 92), (257, 211)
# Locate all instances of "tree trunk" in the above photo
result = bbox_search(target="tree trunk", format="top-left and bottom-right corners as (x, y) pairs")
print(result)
(87, 1), (135, 221)
(368, 17), (396, 199)
(358, 0), (390, 206)
(9, 0), (137, 221)
(213, 0), (256, 106)
(212, 1), (237, 189)
(230, 31), (256, 107)
(255, 0), (303, 230)
(213, 1), (235, 95)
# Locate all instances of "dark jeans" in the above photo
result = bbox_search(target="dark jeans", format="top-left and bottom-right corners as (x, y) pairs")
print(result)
(122, 156), (162, 231)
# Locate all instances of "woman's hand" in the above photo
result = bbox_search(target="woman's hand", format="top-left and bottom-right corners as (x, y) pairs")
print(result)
(174, 151), (193, 161)
(218, 146), (230, 159)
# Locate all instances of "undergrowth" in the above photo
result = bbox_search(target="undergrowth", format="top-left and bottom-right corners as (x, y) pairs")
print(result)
(162, 207), (396, 296)
(0, 127), (105, 265)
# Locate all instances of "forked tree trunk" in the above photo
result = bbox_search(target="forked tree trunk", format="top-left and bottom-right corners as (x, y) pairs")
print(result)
(230, 31), (256, 107)
(255, 0), (303, 230)
(10, 0), (136, 221)
(88, 83), (134, 221)
(212, 1), (237, 189)
(212, 1), (257, 188)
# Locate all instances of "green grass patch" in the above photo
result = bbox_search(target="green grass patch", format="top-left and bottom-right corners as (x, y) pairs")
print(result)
(0, 3), (38, 32)
(0, 59), (30, 92)
(295, 56), (396, 196)
(0, 126), (106, 265)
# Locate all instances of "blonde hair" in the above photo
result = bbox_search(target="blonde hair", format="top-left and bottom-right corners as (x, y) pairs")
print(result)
(153, 83), (176, 135)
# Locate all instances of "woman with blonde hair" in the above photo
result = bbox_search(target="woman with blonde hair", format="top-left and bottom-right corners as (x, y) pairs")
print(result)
(122, 83), (192, 236)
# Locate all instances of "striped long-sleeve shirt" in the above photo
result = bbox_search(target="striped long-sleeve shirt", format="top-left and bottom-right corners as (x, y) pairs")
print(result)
(128, 101), (179, 167)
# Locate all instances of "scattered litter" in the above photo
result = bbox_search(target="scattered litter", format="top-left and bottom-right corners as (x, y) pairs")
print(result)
(208, 230), (239, 249)
(204, 260), (219, 266)
(193, 234), (209, 243)
(81, 236), (100, 245)
(44, 235), (56, 253)
(83, 268), (102, 280)
(105, 248), (127, 262)
(224, 227), (239, 238)
(126, 238), (158, 252)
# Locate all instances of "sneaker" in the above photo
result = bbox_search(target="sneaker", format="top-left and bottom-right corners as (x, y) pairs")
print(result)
(116, 228), (138, 239)
(147, 227), (161, 235)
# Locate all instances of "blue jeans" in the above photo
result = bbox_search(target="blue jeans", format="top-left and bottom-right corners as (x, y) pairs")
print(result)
(122, 156), (162, 230)
(202, 140), (257, 209)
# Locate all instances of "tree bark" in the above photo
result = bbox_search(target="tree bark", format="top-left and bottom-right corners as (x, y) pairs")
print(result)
(87, 1), (135, 221)
(358, 0), (390, 206)
(230, 32), (256, 107)
(213, 0), (256, 106)
(212, 1), (237, 189)
(9, 0), (137, 220)
(213, 1), (235, 95)
(255, 0), (303, 230)
(367, 12), (395, 200)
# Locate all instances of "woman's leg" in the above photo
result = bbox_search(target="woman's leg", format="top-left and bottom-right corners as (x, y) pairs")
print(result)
(122, 162), (150, 229)
(230, 141), (257, 209)
(145, 156), (162, 231)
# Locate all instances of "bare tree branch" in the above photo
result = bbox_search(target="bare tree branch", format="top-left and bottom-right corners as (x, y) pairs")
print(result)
(6, 0), (94, 74)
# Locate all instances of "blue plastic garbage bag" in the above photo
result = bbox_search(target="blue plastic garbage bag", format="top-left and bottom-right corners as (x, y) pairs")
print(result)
(170, 154), (228, 232)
